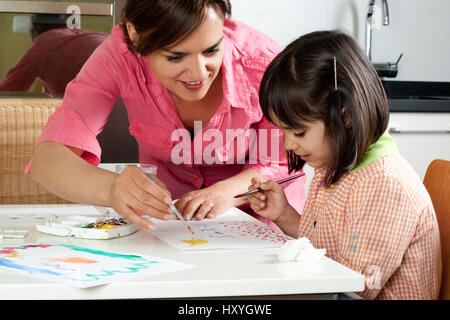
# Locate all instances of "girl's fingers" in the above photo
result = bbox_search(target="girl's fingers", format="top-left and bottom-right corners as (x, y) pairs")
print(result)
(259, 179), (283, 193)
(249, 177), (264, 190)
(249, 197), (266, 212)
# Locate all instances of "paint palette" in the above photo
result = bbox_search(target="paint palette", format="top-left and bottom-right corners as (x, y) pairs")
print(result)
(36, 215), (139, 240)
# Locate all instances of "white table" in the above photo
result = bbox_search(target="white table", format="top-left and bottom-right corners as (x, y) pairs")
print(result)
(0, 204), (365, 300)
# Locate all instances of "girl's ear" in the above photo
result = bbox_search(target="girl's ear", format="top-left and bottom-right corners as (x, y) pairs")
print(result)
(126, 22), (139, 45)
(341, 108), (352, 129)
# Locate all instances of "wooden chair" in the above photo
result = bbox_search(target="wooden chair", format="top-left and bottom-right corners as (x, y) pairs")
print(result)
(423, 159), (450, 300)
(0, 98), (71, 204)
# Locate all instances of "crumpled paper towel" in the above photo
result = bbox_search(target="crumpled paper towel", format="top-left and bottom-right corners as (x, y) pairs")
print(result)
(278, 237), (326, 263)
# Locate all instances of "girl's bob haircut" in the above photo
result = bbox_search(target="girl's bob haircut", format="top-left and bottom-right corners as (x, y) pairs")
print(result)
(259, 30), (389, 186)
(121, 0), (232, 56)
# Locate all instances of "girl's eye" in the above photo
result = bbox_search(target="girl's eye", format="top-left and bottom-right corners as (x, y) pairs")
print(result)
(294, 131), (305, 137)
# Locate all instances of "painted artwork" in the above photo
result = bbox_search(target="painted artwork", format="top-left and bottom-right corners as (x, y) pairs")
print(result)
(150, 207), (290, 250)
(0, 244), (193, 288)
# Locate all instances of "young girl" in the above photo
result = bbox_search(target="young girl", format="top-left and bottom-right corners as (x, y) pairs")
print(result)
(247, 30), (441, 299)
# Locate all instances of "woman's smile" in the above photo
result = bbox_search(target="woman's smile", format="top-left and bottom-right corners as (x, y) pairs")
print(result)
(180, 79), (206, 90)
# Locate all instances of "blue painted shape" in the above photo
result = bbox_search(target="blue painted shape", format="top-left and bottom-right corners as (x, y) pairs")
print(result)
(0, 257), (62, 276)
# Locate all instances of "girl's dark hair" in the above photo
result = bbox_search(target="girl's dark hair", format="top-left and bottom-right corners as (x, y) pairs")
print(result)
(259, 30), (389, 186)
(121, 0), (232, 55)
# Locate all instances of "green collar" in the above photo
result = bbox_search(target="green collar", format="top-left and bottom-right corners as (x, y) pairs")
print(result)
(350, 131), (399, 173)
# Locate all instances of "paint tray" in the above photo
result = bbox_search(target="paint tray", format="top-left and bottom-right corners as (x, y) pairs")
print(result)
(36, 215), (139, 240)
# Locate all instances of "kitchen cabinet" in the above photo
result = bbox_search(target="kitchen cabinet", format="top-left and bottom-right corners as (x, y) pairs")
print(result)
(388, 112), (450, 179)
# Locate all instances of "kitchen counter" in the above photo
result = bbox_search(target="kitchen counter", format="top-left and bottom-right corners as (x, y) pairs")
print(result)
(383, 81), (450, 112)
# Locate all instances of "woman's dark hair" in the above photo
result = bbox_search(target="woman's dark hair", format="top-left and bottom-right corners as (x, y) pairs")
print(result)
(121, 0), (231, 55)
(259, 30), (389, 186)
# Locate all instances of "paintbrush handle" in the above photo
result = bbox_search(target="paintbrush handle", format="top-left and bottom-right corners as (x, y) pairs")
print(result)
(169, 203), (186, 223)
(149, 176), (194, 235)
(233, 173), (305, 198)
(275, 172), (306, 185)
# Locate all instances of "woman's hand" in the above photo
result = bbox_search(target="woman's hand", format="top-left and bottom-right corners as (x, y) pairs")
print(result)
(109, 165), (173, 230)
(176, 185), (233, 221)
(247, 177), (290, 222)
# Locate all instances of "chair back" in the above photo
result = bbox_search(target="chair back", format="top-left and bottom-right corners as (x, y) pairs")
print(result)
(0, 98), (72, 204)
(423, 159), (450, 299)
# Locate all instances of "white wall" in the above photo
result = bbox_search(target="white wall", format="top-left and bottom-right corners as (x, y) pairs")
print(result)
(231, 0), (450, 82)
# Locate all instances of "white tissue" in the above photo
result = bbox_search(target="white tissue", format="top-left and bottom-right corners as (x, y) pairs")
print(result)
(278, 237), (326, 263)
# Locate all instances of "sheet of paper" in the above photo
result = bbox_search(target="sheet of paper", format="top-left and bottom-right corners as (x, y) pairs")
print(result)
(0, 205), (101, 226)
(0, 243), (193, 288)
(150, 207), (290, 250)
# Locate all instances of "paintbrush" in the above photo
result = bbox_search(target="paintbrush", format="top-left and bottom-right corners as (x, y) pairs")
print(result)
(169, 203), (195, 236)
(148, 176), (195, 236)
(233, 173), (306, 198)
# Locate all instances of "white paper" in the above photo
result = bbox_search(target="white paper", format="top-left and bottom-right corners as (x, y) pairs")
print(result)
(0, 243), (193, 288)
(150, 207), (290, 250)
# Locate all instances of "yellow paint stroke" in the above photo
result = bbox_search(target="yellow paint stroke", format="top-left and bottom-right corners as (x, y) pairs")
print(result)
(181, 238), (208, 247)
(43, 257), (98, 264)
(3, 253), (22, 258)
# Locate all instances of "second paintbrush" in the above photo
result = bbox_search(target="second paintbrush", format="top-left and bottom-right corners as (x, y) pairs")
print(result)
(234, 173), (306, 198)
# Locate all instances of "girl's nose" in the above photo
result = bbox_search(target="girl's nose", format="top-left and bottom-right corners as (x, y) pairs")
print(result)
(283, 134), (296, 151)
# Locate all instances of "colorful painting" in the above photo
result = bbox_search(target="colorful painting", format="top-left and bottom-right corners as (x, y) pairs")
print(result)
(0, 244), (193, 288)
(150, 208), (290, 250)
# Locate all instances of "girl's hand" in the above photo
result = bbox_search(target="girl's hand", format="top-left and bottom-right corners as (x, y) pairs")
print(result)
(247, 177), (290, 222)
(109, 165), (173, 230)
(176, 185), (232, 221)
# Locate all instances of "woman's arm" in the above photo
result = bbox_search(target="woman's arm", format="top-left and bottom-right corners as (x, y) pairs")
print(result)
(30, 141), (173, 229)
(30, 141), (115, 206)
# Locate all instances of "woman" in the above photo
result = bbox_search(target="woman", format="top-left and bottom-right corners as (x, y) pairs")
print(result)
(28, 0), (306, 230)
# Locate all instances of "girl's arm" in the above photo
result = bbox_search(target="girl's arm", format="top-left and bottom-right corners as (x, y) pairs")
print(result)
(247, 177), (300, 238)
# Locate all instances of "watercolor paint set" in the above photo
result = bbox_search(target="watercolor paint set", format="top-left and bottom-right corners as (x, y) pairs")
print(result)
(36, 215), (139, 240)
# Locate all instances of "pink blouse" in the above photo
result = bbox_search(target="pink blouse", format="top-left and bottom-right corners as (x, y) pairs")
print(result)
(27, 19), (306, 213)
